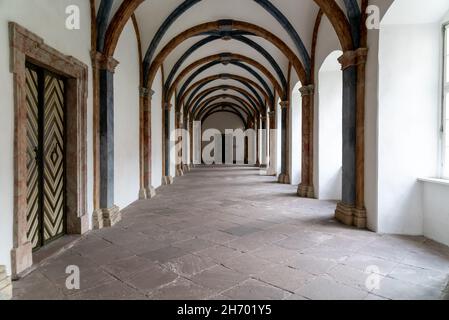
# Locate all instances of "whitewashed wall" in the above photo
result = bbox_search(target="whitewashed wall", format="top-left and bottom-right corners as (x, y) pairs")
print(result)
(377, 23), (441, 234)
(0, 0), (94, 275)
(290, 82), (302, 185)
(114, 21), (140, 210)
(317, 52), (342, 201)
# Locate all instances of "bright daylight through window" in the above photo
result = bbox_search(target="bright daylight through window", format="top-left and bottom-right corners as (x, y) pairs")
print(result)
(444, 24), (449, 178)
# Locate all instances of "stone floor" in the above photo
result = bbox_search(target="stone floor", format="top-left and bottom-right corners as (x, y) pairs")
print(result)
(13, 166), (449, 300)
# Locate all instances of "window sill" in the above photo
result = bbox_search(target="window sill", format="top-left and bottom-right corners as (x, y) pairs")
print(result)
(418, 177), (449, 187)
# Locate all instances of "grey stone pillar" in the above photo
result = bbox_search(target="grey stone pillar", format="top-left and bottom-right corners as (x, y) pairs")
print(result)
(162, 103), (173, 185)
(93, 56), (121, 229)
(335, 53), (357, 226)
(278, 101), (290, 184)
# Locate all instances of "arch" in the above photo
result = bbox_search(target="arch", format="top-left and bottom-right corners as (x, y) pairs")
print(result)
(103, 0), (144, 57)
(199, 102), (252, 120)
(192, 94), (257, 119)
(179, 74), (270, 108)
(96, 0), (114, 52)
(142, 0), (312, 75)
(312, 0), (354, 51)
(146, 20), (308, 94)
(189, 89), (259, 116)
(192, 94), (257, 120)
(187, 85), (263, 115)
(167, 53), (284, 103)
(98, 0), (354, 65)
(197, 105), (251, 126)
(164, 33), (288, 93)
(179, 60), (274, 108)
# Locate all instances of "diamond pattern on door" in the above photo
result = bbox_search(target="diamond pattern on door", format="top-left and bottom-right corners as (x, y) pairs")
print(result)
(26, 67), (40, 249)
(43, 75), (65, 242)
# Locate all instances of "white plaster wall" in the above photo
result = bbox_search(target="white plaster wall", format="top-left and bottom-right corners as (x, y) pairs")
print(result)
(290, 82), (302, 185)
(202, 112), (245, 133)
(420, 181), (449, 246)
(377, 23), (440, 234)
(114, 21), (140, 210)
(0, 0), (94, 275)
(317, 54), (342, 201)
(152, 69), (163, 188)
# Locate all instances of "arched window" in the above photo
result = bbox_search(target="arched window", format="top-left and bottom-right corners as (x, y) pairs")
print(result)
(443, 23), (449, 178)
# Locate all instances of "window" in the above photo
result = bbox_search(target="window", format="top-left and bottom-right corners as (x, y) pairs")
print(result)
(443, 24), (449, 179)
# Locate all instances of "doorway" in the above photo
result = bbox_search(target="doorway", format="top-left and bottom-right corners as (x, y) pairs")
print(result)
(25, 63), (67, 251)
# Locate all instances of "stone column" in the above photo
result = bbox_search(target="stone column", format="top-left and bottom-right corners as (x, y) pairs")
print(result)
(93, 55), (121, 229)
(255, 115), (261, 167)
(175, 111), (184, 177)
(260, 115), (268, 168)
(278, 101), (290, 184)
(266, 110), (277, 176)
(335, 48), (368, 228)
(298, 85), (315, 198)
(182, 112), (190, 172)
(140, 87), (156, 200)
(162, 103), (174, 185)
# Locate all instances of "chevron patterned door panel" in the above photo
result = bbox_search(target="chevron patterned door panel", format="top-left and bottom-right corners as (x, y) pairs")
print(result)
(26, 67), (41, 249)
(43, 74), (65, 243)
(26, 64), (66, 250)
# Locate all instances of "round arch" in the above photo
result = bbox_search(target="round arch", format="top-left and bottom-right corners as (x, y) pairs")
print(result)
(167, 53), (284, 103)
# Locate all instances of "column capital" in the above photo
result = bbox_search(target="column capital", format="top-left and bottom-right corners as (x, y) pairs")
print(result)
(279, 100), (290, 110)
(140, 87), (154, 98)
(299, 85), (314, 97)
(163, 102), (172, 111)
(91, 51), (119, 72)
(267, 111), (276, 117)
(261, 115), (267, 121)
(338, 48), (368, 70)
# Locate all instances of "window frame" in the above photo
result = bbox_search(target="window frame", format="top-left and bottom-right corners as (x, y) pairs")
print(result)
(442, 23), (449, 179)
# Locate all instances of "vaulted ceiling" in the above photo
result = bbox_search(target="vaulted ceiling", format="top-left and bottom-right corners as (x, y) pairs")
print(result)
(96, 0), (361, 121)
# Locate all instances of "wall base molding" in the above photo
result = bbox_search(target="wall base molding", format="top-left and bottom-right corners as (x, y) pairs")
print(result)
(0, 266), (12, 300)
(93, 205), (122, 230)
(297, 184), (315, 198)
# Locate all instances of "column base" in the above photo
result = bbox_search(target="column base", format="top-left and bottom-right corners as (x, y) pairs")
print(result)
(182, 164), (190, 172)
(139, 187), (156, 200)
(335, 202), (368, 229)
(266, 167), (277, 176)
(10, 242), (33, 279)
(278, 173), (290, 184)
(0, 266), (12, 300)
(162, 176), (174, 186)
(176, 169), (184, 177)
(353, 207), (367, 229)
(335, 202), (354, 226)
(297, 184), (315, 198)
(93, 205), (122, 230)
(139, 189), (147, 200)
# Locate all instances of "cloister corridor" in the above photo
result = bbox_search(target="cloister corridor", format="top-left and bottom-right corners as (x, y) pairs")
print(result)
(12, 166), (449, 300)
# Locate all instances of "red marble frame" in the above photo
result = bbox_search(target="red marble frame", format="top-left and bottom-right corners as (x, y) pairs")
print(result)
(9, 22), (89, 277)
